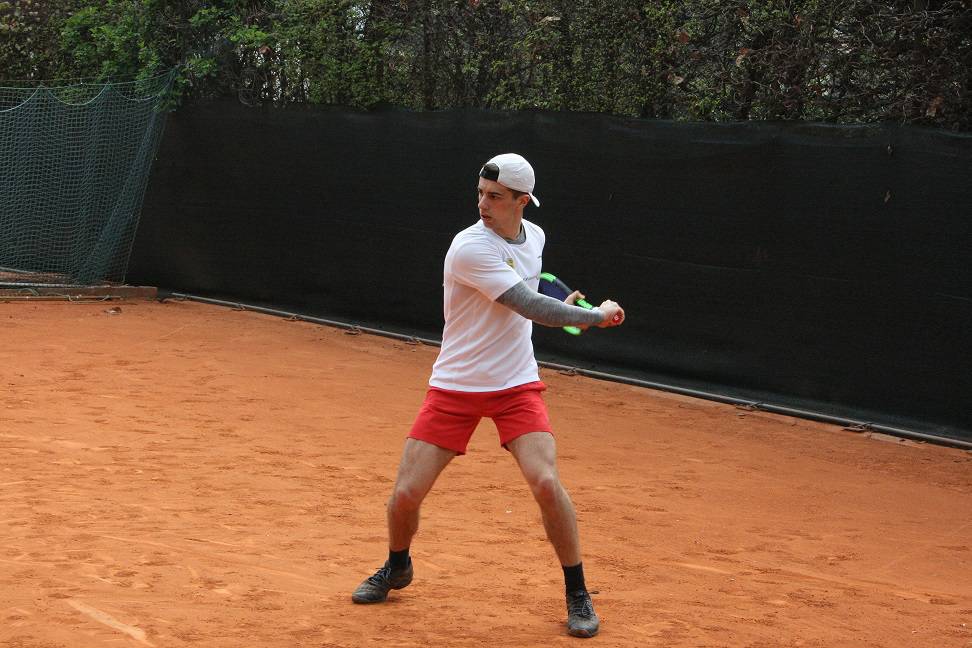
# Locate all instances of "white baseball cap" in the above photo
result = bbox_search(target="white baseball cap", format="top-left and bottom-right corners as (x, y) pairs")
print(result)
(479, 153), (540, 207)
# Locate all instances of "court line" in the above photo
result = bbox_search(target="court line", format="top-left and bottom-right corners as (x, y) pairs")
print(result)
(67, 599), (154, 646)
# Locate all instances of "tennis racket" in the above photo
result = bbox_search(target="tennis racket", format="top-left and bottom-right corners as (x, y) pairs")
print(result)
(538, 272), (621, 335)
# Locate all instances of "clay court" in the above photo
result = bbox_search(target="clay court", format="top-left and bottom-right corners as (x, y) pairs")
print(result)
(1, 299), (970, 647)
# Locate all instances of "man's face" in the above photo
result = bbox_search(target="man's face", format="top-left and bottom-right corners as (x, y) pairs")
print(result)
(478, 177), (527, 238)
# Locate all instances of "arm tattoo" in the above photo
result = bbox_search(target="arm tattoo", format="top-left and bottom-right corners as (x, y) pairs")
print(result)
(495, 281), (604, 327)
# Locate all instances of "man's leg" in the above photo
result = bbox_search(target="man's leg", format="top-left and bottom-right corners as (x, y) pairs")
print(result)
(507, 431), (599, 638)
(352, 438), (454, 604)
(507, 432), (580, 564)
(388, 437), (456, 550)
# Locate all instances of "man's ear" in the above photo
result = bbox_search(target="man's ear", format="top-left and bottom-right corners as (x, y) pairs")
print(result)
(518, 194), (531, 208)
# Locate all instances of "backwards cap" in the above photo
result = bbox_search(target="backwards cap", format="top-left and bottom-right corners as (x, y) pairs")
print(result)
(479, 153), (540, 207)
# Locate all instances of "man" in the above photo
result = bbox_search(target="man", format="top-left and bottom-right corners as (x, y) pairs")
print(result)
(351, 153), (625, 638)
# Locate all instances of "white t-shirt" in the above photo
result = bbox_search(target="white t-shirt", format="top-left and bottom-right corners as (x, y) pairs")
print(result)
(429, 219), (545, 391)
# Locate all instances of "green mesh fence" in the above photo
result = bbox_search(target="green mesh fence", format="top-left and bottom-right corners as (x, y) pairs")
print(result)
(0, 70), (176, 286)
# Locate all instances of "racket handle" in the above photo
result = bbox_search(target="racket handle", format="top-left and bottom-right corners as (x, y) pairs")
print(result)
(612, 312), (622, 324)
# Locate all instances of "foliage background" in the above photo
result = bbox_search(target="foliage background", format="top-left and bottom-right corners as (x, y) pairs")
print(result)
(1, 0), (970, 129)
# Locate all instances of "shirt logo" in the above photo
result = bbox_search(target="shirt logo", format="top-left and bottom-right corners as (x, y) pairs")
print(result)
(505, 257), (515, 269)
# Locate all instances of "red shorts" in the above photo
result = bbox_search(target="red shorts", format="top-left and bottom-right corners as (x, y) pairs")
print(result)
(408, 381), (552, 455)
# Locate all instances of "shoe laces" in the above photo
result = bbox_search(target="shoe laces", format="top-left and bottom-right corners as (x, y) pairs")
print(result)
(567, 590), (594, 617)
(367, 565), (392, 585)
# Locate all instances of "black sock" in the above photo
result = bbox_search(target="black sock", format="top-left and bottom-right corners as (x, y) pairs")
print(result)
(389, 548), (410, 571)
(563, 562), (586, 594)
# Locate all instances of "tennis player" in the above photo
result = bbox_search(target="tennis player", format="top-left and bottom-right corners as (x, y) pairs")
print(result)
(351, 153), (625, 638)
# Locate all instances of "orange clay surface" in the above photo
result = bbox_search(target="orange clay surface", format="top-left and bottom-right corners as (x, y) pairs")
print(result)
(1, 300), (970, 648)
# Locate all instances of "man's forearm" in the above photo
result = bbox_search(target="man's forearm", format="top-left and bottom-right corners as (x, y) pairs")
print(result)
(495, 282), (604, 327)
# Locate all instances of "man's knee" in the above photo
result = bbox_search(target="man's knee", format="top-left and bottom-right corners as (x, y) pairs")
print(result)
(526, 471), (563, 507)
(389, 482), (425, 513)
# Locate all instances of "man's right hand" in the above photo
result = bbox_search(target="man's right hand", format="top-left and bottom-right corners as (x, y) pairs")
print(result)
(597, 300), (625, 328)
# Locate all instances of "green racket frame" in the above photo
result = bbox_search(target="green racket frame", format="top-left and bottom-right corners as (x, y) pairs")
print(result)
(539, 272), (593, 336)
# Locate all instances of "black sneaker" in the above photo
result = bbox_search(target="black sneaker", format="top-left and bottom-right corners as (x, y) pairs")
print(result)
(351, 560), (414, 604)
(566, 589), (600, 638)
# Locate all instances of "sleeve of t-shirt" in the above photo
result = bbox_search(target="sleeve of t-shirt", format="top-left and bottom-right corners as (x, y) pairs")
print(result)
(449, 240), (524, 301)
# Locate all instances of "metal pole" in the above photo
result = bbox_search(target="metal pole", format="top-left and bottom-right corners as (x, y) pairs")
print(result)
(167, 292), (972, 451)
